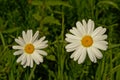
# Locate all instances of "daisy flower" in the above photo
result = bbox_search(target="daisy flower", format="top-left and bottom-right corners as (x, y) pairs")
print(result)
(13, 30), (48, 68)
(65, 19), (108, 64)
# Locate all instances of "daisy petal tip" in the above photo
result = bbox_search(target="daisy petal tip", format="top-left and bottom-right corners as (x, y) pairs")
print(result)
(93, 60), (97, 63)
(70, 55), (73, 59)
(12, 46), (15, 49)
(65, 38), (67, 41)
(13, 53), (16, 55)
(65, 46), (68, 49)
(65, 34), (69, 38)
(89, 19), (92, 20)
(37, 62), (40, 65)
(15, 38), (17, 41)
(73, 57), (78, 61)
(22, 31), (25, 34)
(43, 36), (46, 38)
(78, 61), (82, 64)
(82, 19), (85, 21)
(103, 46), (108, 50)
(30, 66), (33, 68)
(98, 57), (103, 59)
(16, 60), (20, 63)
(23, 65), (27, 68)
(36, 30), (39, 33)
(103, 28), (107, 32)
(12, 46), (14, 49)
(44, 54), (47, 56)
(76, 21), (81, 26)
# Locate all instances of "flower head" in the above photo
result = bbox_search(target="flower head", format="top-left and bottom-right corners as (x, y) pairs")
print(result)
(13, 30), (48, 68)
(65, 19), (108, 64)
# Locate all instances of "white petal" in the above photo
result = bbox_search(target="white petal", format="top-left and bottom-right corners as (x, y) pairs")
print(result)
(13, 50), (23, 55)
(73, 47), (82, 61)
(16, 54), (25, 63)
(76, 21), (86, 35)
(26, 55), (31, 66)
(32, 51), (43, 63)
(70, 49), (78, 59)
(31, 52), (40, 65)
(39, 36), (46, 42)
(30, 57), (33, 68)
(12, 46), (23, 49)
(92, 27), (107, 37)
(78, 48), (87, 64)
(93, 35), (107, 41)
(33, 36), (46, 45)
(82, 19), (87, 32)
(66, 34), (80, 40)
(18, 37), (25, 43)
(92, 47), (103, 59)
(27, 30), (33, 42)
(92, 27), (103, 37)
(21, 54), (27, 65)
(87, 48), (97, 63)
(36, 50), (47, 56)
(23, 63), (27, 68)
(99, 28), (106, 35)
(22, 31), (28, 43)
(87, 19), (94, 34)
(36, 53), (43, 63)
(70, 27), (81, 37)
(65, 38), (79, 43)
(66, 46), (78, 52)
(41, 40), (48, 44)
(32, 31), (39, 42)
(95, 41), (108, 45)
(15, 38), (24, 46)
(93, 41), (108, 50)
(65, 42), (80, 49)
(35, 40), (48, 47)
(34, 44), (48, 49)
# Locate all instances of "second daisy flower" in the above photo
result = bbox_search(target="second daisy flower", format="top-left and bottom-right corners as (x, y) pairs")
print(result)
(65, 19), (108, 64)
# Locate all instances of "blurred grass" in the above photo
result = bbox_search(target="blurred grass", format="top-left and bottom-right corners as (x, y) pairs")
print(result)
(0, 0), (120, 80)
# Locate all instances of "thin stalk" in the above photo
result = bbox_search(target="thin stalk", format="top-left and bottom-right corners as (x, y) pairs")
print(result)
(57, 7), (65, 80)
(28, 64), (37, 80)
(0, 32), (5, 47)
(61, 10), (65, 41)
(109, 25), (113, 80)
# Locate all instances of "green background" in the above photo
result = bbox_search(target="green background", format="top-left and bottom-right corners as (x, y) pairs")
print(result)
(0, 0), (120, 80)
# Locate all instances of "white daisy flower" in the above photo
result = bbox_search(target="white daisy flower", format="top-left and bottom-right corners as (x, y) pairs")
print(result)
(65, 19), (108, 64)
(13, 30), (48, 68)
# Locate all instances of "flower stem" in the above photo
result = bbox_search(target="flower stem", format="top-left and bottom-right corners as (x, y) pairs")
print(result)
(28, 64), (37, 80)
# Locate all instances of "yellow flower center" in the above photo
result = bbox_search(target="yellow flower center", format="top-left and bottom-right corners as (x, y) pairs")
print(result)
(24, 44), (34, 54)
(81, 35), (93, 47)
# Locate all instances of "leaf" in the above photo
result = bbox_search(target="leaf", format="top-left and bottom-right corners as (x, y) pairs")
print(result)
(108, 44), (120, 49)
(46, 55), (56, 61)
(0, 18), (8, 30)
(42, 16), (61, 25)
(48, 70), (56, 78)
(46, 1), (72, 8)
(31, 0), (72, 8)
(112, 65), (120, 74)
(32, 13), (42, 21)
(31, 1), (42, 6)
(97, 1), (119, 10)
(2, 27), (21, 33)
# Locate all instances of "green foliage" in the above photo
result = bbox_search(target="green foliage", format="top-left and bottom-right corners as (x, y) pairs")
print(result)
(0, 0), (120, 80)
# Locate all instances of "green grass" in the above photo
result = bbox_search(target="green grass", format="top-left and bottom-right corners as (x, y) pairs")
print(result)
(0, 0), (120, 80)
